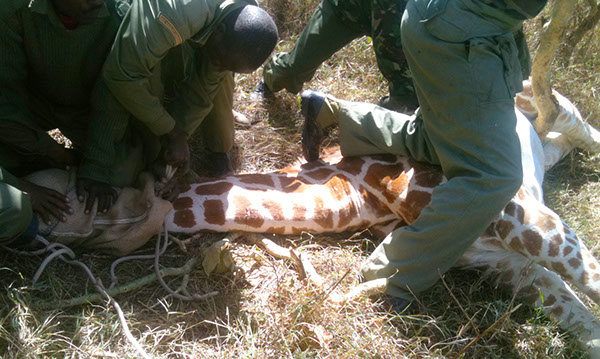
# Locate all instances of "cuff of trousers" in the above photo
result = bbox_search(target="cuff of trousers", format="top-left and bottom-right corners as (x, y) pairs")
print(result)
(316, 97), (341, 129)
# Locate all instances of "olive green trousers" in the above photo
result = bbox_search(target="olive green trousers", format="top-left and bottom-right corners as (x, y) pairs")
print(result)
(317, 0), (525, 300)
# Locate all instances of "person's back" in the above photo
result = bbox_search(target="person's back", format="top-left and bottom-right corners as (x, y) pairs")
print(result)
(0, 0), (119, 174)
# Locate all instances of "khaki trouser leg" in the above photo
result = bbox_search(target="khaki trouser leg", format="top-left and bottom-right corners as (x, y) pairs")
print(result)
(200, 73), (235, 153)
(263, 0), (362, 94)
(361, 0), (524, 300)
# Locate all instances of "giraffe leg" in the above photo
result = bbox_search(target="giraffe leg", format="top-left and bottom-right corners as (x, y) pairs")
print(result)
(460, 249), (600, 357)
(517, 79), (600, 155)
(499, 194), (600, 306)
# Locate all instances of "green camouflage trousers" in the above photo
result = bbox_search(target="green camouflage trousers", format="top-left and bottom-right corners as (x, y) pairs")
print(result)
(263, 0), (418, 110)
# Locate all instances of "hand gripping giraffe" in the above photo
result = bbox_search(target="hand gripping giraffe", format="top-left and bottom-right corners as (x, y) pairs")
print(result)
(165, 81), (600, 356)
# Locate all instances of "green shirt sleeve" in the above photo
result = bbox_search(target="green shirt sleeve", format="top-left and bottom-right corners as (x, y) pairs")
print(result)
(166, 48), (229, 136)
(0, 17), (62, 156)
(78, 80), (132, 184)
(102, 0), (227, 136)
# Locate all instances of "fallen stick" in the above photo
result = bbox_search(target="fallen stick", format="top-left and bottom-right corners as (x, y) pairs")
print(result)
(40, 257), (210, 309)
(244, 234), (325, 286)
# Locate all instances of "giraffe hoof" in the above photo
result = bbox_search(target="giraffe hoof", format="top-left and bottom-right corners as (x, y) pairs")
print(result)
(300, 90), (326, 162)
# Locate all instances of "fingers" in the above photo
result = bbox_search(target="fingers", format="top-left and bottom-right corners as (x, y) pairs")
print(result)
(84, 191), (97, 214)
(76, 177), (89, 203)
(35, 193), (72, 225)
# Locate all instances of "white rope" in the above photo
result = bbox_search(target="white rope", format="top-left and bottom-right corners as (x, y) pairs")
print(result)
(152, 226), (218, 301)
(1, 236), (153, 359)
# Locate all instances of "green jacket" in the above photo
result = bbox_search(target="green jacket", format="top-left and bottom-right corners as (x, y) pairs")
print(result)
(0, 0), (118, 160)
(102, 0), (255, 137)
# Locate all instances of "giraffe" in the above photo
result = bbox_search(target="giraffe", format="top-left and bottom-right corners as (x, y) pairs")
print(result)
(164, 82), (600, 356)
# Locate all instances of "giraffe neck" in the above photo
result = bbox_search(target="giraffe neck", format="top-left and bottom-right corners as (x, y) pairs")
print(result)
(165, 152), (443, 235)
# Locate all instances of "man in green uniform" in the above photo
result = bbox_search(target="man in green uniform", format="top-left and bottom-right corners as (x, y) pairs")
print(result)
(260, 0), (418, 112)
(0, 0), (125, 218)
(0, 166), (71, 246)
(300, 0), (547, 310)
(101, 0), (278, 194)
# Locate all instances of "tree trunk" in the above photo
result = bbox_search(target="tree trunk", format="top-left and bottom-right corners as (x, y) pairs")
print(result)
(531, 0), (577, 139)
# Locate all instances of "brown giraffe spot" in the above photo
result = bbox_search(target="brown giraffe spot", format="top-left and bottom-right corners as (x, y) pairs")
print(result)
(279, 176), (309, 193)
(516, 93), (536, 113)
(565, 235), (578, 246)
(501, 269), (515, 283)
(504, 202), (516, 217)
(364, 162), (408, 203)
(233, 196), (264, 228)
(561, 295), (573, 302)
(591, 263), (597, 270)
(277, 167), (301, 175)
(509, 236), (525, 253)
(548, 234), (563, 257)
(568, 257), (581, 270)
(293, 204), (306, 222)
(522, 229), (543, 257)
(594, 273), (600, 282)
(360, 185), (393, 218)
(266, 226), (286, 234)
(173, 209), (196, 228)
(409, 161), (444, 188)
(515, 205), (525, 224)
(520, 285), (541, 304)
(536, 215), (559, 233)
(403, 190), (432, 222)
(516, 189), (527, 201)
(239, 173), (275, 187)
(173, 196), (193, 210)
(496, 259), (509, 271)
(581, 271), (590, 285)
(336, 157), (365, 175)
(306, 167), (335, 181)
(203, 199), (225, 225)
(314, 197), (334, 229)
(338, 202), (359, 229)
(563, 246), (574, 256)
(301, 161), (326, 171)
(262, 199), (285, 221)
(482, 225), (495, 238)
(543, 294), (557, 307)
(551, 305), (564, 318)
(292, 226), (314, 233)
(324, 175), (352, 202)
(551, 262), (569, 277)
(495, 220), (514, 239)
(195, 181), (234, 196)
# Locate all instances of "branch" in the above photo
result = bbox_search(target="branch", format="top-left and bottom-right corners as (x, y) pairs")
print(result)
(531, 0), (577, 139)
(40, 257), (203, 309)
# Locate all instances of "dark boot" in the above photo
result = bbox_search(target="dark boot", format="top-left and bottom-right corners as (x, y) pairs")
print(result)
(300, 90), (328, 162)
(251, 81), (275, 100)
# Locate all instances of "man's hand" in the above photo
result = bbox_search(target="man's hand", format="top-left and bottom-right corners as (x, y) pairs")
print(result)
(162, 125), (190, 180)
(18, 180), (73, 225)
(76, 178), (118, 214)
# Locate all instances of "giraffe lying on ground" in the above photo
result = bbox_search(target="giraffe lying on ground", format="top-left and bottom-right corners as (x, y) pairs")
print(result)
(165, 83), (600, 356)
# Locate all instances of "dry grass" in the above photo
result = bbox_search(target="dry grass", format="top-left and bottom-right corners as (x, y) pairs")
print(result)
(1, 1), (600, 358)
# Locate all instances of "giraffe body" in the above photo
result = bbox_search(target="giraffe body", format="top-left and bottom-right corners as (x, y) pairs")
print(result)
(165, 83), (600, 355)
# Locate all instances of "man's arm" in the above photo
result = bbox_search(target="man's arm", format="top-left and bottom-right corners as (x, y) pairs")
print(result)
(102, 0), (223, 136)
